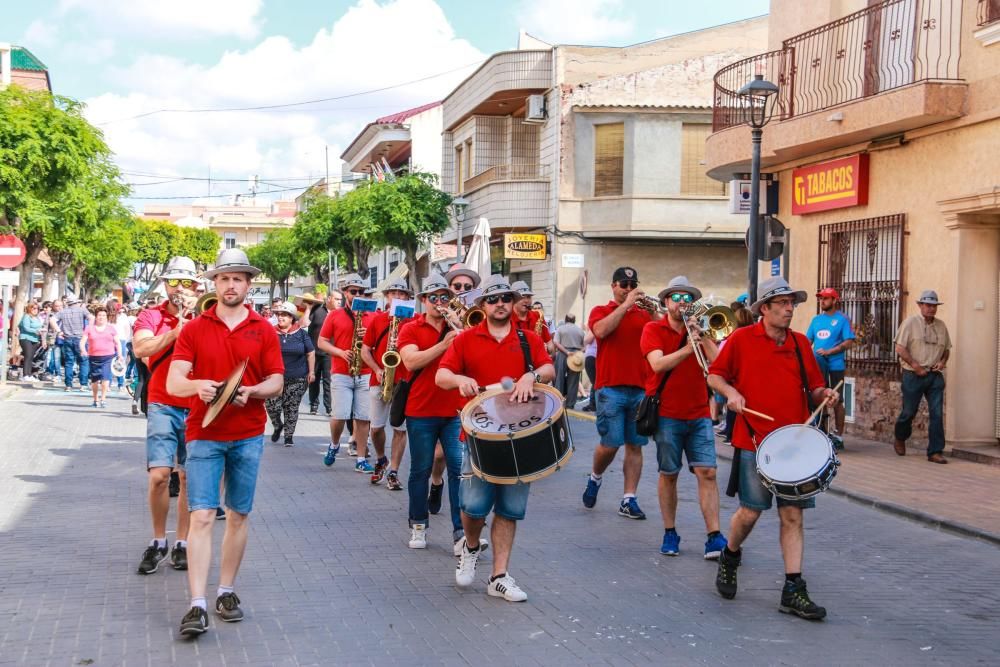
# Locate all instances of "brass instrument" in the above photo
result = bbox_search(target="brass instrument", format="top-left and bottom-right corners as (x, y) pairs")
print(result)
(195, 291), (218, 315)
(349, 309), (365, 377)
(635, 295), (669, 315)
(534, 307), (545, 336)
(379, 316), (402, 402)
(683, 300), (737, 375)
(442, 295), (485, 329)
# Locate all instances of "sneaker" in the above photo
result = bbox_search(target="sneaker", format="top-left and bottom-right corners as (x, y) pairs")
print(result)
(348, 440), (358, 457)
(385, 471), (403, 491)
(309, 407), (318, 415)
(137, 543), (168, 574)
(171, 543), (188, 570)
(779, 577), (827, 620)
(169, 471), (180, 498)
(408, 524), (427, 549)
(99, 400), (107, 408)
(487, 574), (528, 602)
(582, 476), (602, 509)
(91, 401), (98, 408)
(215, 592), (244, 622)
(428, 482), (444, 515)
(270, 423), (283, 443)
(323, 442), (340, 467)
(715, 548), (741, 599)
(704, 533), (728, 561)
(284, 436), (294, 447)
(370, 457), (388, 484)
(179, 606), (208, 637)
(830, 434), (844, 451)
(453, 537), (489, 557)
(215, 507), (226, 520)
(660, 529), (680, 556)
(355, 459), (375, 474)
(618, 497), (646, 520)
(455, 541), (481, 587)
(131, 401), (139, 415)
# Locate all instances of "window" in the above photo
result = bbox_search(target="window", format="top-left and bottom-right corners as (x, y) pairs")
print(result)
(389, 260), (399, 274)
(224, 232), (237, 249)
(593, 123), (624, 197)
(681, 124), (725, 196)
(257, 232), (268, 244)
(817, 214), (906, 375)
(455, 145), (464, 193)
(978, 0), (1000, 27)
(465, 140), (473, 182)
(368, 266), (379, 288)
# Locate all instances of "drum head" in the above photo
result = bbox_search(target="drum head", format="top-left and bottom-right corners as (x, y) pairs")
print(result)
(756, 425), (833, 483)
(460, 383), (564, 441)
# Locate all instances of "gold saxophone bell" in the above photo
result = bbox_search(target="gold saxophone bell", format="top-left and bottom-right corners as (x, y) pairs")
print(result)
(381, 349), (400, 369)
(195, 291), (218, 315)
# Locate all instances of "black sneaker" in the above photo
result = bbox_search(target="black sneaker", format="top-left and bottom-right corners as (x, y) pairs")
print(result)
(137, 543), (168, 575)
(284, 435), (294, 447)
(215, 592), (244, 622)
(170, 543), (188, 570)
(779, 577), (827, 620)
(168, 471), (180, 498)
(270, 422), (283, 443)
(715, 548), (741, 600)
(215, 507), (226, 520)
(309, 406), (318, 415)
(179, 606), (208, 637)
(428, 482), (444, 515)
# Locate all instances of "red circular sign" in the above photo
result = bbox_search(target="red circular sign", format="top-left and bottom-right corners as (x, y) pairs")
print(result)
(0, 235), (27, 269)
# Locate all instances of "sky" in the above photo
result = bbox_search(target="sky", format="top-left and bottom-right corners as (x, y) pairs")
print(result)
(6, 0), (769, 208)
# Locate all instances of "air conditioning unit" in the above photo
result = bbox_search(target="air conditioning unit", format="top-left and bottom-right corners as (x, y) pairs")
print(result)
(524, 94), (546, 123)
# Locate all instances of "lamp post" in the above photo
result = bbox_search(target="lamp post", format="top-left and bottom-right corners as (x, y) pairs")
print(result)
(451, 196), (469, 262)
(737, 73), (779, 304)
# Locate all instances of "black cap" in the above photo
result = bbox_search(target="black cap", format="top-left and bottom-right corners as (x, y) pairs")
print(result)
(612, 267), (639, 283)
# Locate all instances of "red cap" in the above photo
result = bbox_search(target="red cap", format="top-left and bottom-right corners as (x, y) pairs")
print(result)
(816, 287), (840, 300)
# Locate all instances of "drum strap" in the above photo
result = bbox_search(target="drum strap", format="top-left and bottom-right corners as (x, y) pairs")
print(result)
(790, 335), (817, 415)
(514, 329), (534, 373)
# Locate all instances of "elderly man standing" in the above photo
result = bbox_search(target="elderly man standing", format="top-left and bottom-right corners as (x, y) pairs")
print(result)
(893, 290), (951, 463)
(553, 313), (585, 408)
(59, 296), (92, 391)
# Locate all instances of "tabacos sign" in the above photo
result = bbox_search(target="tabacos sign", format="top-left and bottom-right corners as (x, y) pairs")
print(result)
(504, 233), (547, 260)
(792, 154), (869, 215)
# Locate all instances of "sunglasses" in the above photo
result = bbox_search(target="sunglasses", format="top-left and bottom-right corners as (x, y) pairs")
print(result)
(425, 293), (450, 304)
(617, 280), (638, 289)
(451, 282), (474, 292)
(345, 289), (364, 296)
(484, 294), (515, 305)
(166, 279), (196, 288)
(669, 293), (693, 303)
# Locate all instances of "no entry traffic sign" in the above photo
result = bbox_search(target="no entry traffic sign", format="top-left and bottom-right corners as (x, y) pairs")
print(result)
(0, 235), (27, 269)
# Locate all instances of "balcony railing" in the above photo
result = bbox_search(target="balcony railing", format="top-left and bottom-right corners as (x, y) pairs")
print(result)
(462, 163), (547, 193)
(978, 0), (1000, 27)
(713, 0), (963, 131)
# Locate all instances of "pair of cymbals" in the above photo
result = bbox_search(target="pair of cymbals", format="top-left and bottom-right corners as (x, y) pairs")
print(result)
(201, 359), (249, 428)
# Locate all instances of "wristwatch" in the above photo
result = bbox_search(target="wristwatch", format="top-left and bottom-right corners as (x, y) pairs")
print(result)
(533, 372), (542, 383)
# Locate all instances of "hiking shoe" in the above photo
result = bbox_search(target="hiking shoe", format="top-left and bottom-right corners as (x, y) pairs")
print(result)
(487, 574), (528, 602)
(408, 524), (427, 549)
(618, 497), (646, 520)
(323, 442), (339, 467)
(660, 529), (680, 556)
(716, 548), (741, 599)
(215, 592), (244, 622)
(270, 423), (283, 443)
(137, 543), (168, 574)
(168, 471), (180, 498)
(179, 606), (208, 637)
(455, 541), (481, 587)
(170, 543), (188, 570)
(385, 471), (403, 490)
(215, 507), (226, 520)
(779, 577), (827, 620)
(370, 457), (388, 484)
(582, 476), (602, 509)
(428, 482), (444, 515)
(704, 533), (728, 561)
(355, 459), (375, 474)
(453, 537), (489, 557)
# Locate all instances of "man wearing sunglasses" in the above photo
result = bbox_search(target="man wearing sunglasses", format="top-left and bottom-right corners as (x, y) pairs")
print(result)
(437, 274), (554, 603)
(582, 267), (657, 520)
(318, 274), (375, 472)
(510, 281), (553, 352)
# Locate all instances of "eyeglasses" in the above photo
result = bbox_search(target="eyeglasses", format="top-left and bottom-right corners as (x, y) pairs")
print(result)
(425, 293), (449, 304)
(345, 289), (363, 296)
(484, 294), (515, 305)
(617, 280), (638, 289)
(451, 282), (474, 292)
(166, 279), (196, 289)
(669, 293), (693, 303)
(768, 297), (797, 308)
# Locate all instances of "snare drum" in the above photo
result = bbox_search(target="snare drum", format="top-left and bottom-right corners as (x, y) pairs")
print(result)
(755, 424), (840, 501)
(460, 383), (574, 485)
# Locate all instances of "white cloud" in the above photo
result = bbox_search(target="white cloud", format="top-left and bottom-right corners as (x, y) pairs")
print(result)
(516, 0), (635, 44)
(21, 19), (59, 48)
(57, 0), (265, 40)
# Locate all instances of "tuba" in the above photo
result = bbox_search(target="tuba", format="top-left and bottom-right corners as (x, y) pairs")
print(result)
(379, 316), (402, 402)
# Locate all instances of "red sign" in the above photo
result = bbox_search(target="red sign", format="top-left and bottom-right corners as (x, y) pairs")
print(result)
(792, 154), (869, 215)
(0, 235), (27, 269)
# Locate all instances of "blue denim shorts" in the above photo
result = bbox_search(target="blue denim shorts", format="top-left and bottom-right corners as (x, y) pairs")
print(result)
(146, 403), (188, 470)
(595, 385), (648, 447)
(186, 435), (265, 515)
(737, 448), (814, 511)
(654, 417), (717, 475)
(460, 444), (531, 520)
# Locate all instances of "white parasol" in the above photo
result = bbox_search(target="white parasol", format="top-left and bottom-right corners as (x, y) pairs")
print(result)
(465, 217), (492, 280)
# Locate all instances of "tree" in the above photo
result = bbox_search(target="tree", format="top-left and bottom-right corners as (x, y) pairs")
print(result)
(292, 193), (372, 280)
(73, 216), (139, 297)
(129, 218), (219, 283)
(245, 229), (308, 301)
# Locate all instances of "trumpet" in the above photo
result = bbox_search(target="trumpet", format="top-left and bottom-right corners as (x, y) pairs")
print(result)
(635, 295), (668, 315)
(441, 295), (485, 330)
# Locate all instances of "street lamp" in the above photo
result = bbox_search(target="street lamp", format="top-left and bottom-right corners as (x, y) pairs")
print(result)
(737, 73), (779, 304)
(451, 196), (469, 262)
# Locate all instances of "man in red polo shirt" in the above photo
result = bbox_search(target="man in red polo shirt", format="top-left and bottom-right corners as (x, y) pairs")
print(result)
(437, 274), (554, 603)
(708, 276), (838, 621)
(361, 279), (414, 488)
(510, 280), (552, 352)
(166, 249), (284, 638)
(640, 276), (727, 560)
(582, 267), (657, 519)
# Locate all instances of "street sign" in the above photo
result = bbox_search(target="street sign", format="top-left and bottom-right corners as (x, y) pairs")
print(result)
(0, 235), (27, 269)
(0, 270), (20, 286)
(579, 269), (589, 298)
(770, 258), (781, 276)
(561, 253), (584, 268)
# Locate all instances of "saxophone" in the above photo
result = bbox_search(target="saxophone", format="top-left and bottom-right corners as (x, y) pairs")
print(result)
(349, 310), (364, 377)
(379, 316), (402, 402)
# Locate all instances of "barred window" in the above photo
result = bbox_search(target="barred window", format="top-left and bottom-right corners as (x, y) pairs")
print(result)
(594, 123), (624, 197)
(680, 124), (725, 196)
(817, 214), (906, 375)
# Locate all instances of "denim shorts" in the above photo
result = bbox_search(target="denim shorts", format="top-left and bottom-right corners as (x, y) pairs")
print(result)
(654, 417), (717, 475)
(331, 373), (370, 421)
(595, 385), (648, 447)
(460, 444), (531, 520)
(186, 435), (265, 515)
(368, 386), (405, 431)
(146, 403), (188, 470)
(737, 448), (815, 511)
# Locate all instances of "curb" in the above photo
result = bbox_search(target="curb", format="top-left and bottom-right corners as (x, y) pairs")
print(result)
(0, 384), (20, 401)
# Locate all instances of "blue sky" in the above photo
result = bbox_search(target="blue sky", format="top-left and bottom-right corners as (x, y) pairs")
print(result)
(7, 0), (769, 205)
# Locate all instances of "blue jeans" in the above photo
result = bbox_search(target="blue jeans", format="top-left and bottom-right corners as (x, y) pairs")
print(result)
(62, 337), (89, 387)
(125, 342), (136, 379)
(46, 343), (62, 376)
(186, 435), (265, 515)
(895, 370), (945, 457)
(654, 417), (717, 475)
(737, 448), (814, 511)
(406, 416), (463, 538)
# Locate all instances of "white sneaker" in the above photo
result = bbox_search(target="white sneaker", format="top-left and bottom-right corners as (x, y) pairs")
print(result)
(455, 541), (481, 587)
(487, 573), (527, 602)
(23, 376), (35, 382)
(453, 537), (490, 557)
(408, 524), (427, 549)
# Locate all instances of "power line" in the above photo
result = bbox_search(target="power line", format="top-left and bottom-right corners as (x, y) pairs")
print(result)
(125, 184), (309, 200)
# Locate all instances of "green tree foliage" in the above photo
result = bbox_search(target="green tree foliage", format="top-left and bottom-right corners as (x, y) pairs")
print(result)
(246, 228), (308, 301)
(128, 218), (220, 282)
(292, 193), (371, 279)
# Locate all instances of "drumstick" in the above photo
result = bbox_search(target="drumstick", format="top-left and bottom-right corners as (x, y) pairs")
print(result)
(806, 379), (844, 425)
(479, 377), (515, 393)
(742, 407), (774, 422)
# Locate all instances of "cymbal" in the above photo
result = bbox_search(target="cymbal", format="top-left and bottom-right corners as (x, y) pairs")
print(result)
(201, 358), (249, 428)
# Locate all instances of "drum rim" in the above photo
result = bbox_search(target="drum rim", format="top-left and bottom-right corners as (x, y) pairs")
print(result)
(460, 383), (565, 442)
(469, 447), (574, 484)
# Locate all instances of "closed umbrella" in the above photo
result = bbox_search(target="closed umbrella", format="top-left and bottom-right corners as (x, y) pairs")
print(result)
(465, 217), (492, 280)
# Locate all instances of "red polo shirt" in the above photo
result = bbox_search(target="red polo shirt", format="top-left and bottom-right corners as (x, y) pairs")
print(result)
(513, 310), (552, 343)
(439, 322), (552, 387)
(396, 314), (461, 418)
(639, 320), (710, 420)
(133, 303), (188, 409)
(172, 305), (284, 442)
(319, 306), (374, 376)
(363, 310), (411, 381)
(589, 301), (652, 389)
(708, 321), (825, 451)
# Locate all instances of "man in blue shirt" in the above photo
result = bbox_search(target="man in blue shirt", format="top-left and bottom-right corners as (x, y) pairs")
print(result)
(806, 288), (855, 448)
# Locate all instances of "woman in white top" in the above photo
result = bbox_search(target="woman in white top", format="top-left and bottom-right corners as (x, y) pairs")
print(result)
(109, 303), (132, 392)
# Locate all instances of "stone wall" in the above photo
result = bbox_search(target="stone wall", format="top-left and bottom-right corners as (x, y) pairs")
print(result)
(845, 368), (935, 447)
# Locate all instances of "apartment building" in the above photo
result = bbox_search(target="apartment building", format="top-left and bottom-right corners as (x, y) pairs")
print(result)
(0, 44), (51, 92)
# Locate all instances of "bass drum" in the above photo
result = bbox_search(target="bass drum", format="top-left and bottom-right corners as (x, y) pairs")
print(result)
(755, 424), (840, 501)
(460, 383), (573, 485)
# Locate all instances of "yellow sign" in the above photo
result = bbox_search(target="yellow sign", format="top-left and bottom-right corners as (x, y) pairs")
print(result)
(504, 233), (547, 260)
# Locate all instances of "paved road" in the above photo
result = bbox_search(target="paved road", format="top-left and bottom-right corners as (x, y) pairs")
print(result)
(1, 386), (998, 666)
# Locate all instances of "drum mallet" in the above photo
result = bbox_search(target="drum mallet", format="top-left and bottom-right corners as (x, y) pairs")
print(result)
(480, 377), (515, 393)
(806, 379), (844, 425)
(742, 407), (774, 422)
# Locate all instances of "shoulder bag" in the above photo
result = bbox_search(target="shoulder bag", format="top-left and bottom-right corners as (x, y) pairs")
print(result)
(633, 331), (688, 437)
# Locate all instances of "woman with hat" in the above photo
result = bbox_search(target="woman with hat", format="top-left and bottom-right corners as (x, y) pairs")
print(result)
(80, 305), (124, 408)
(265, 302), (315, 446)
